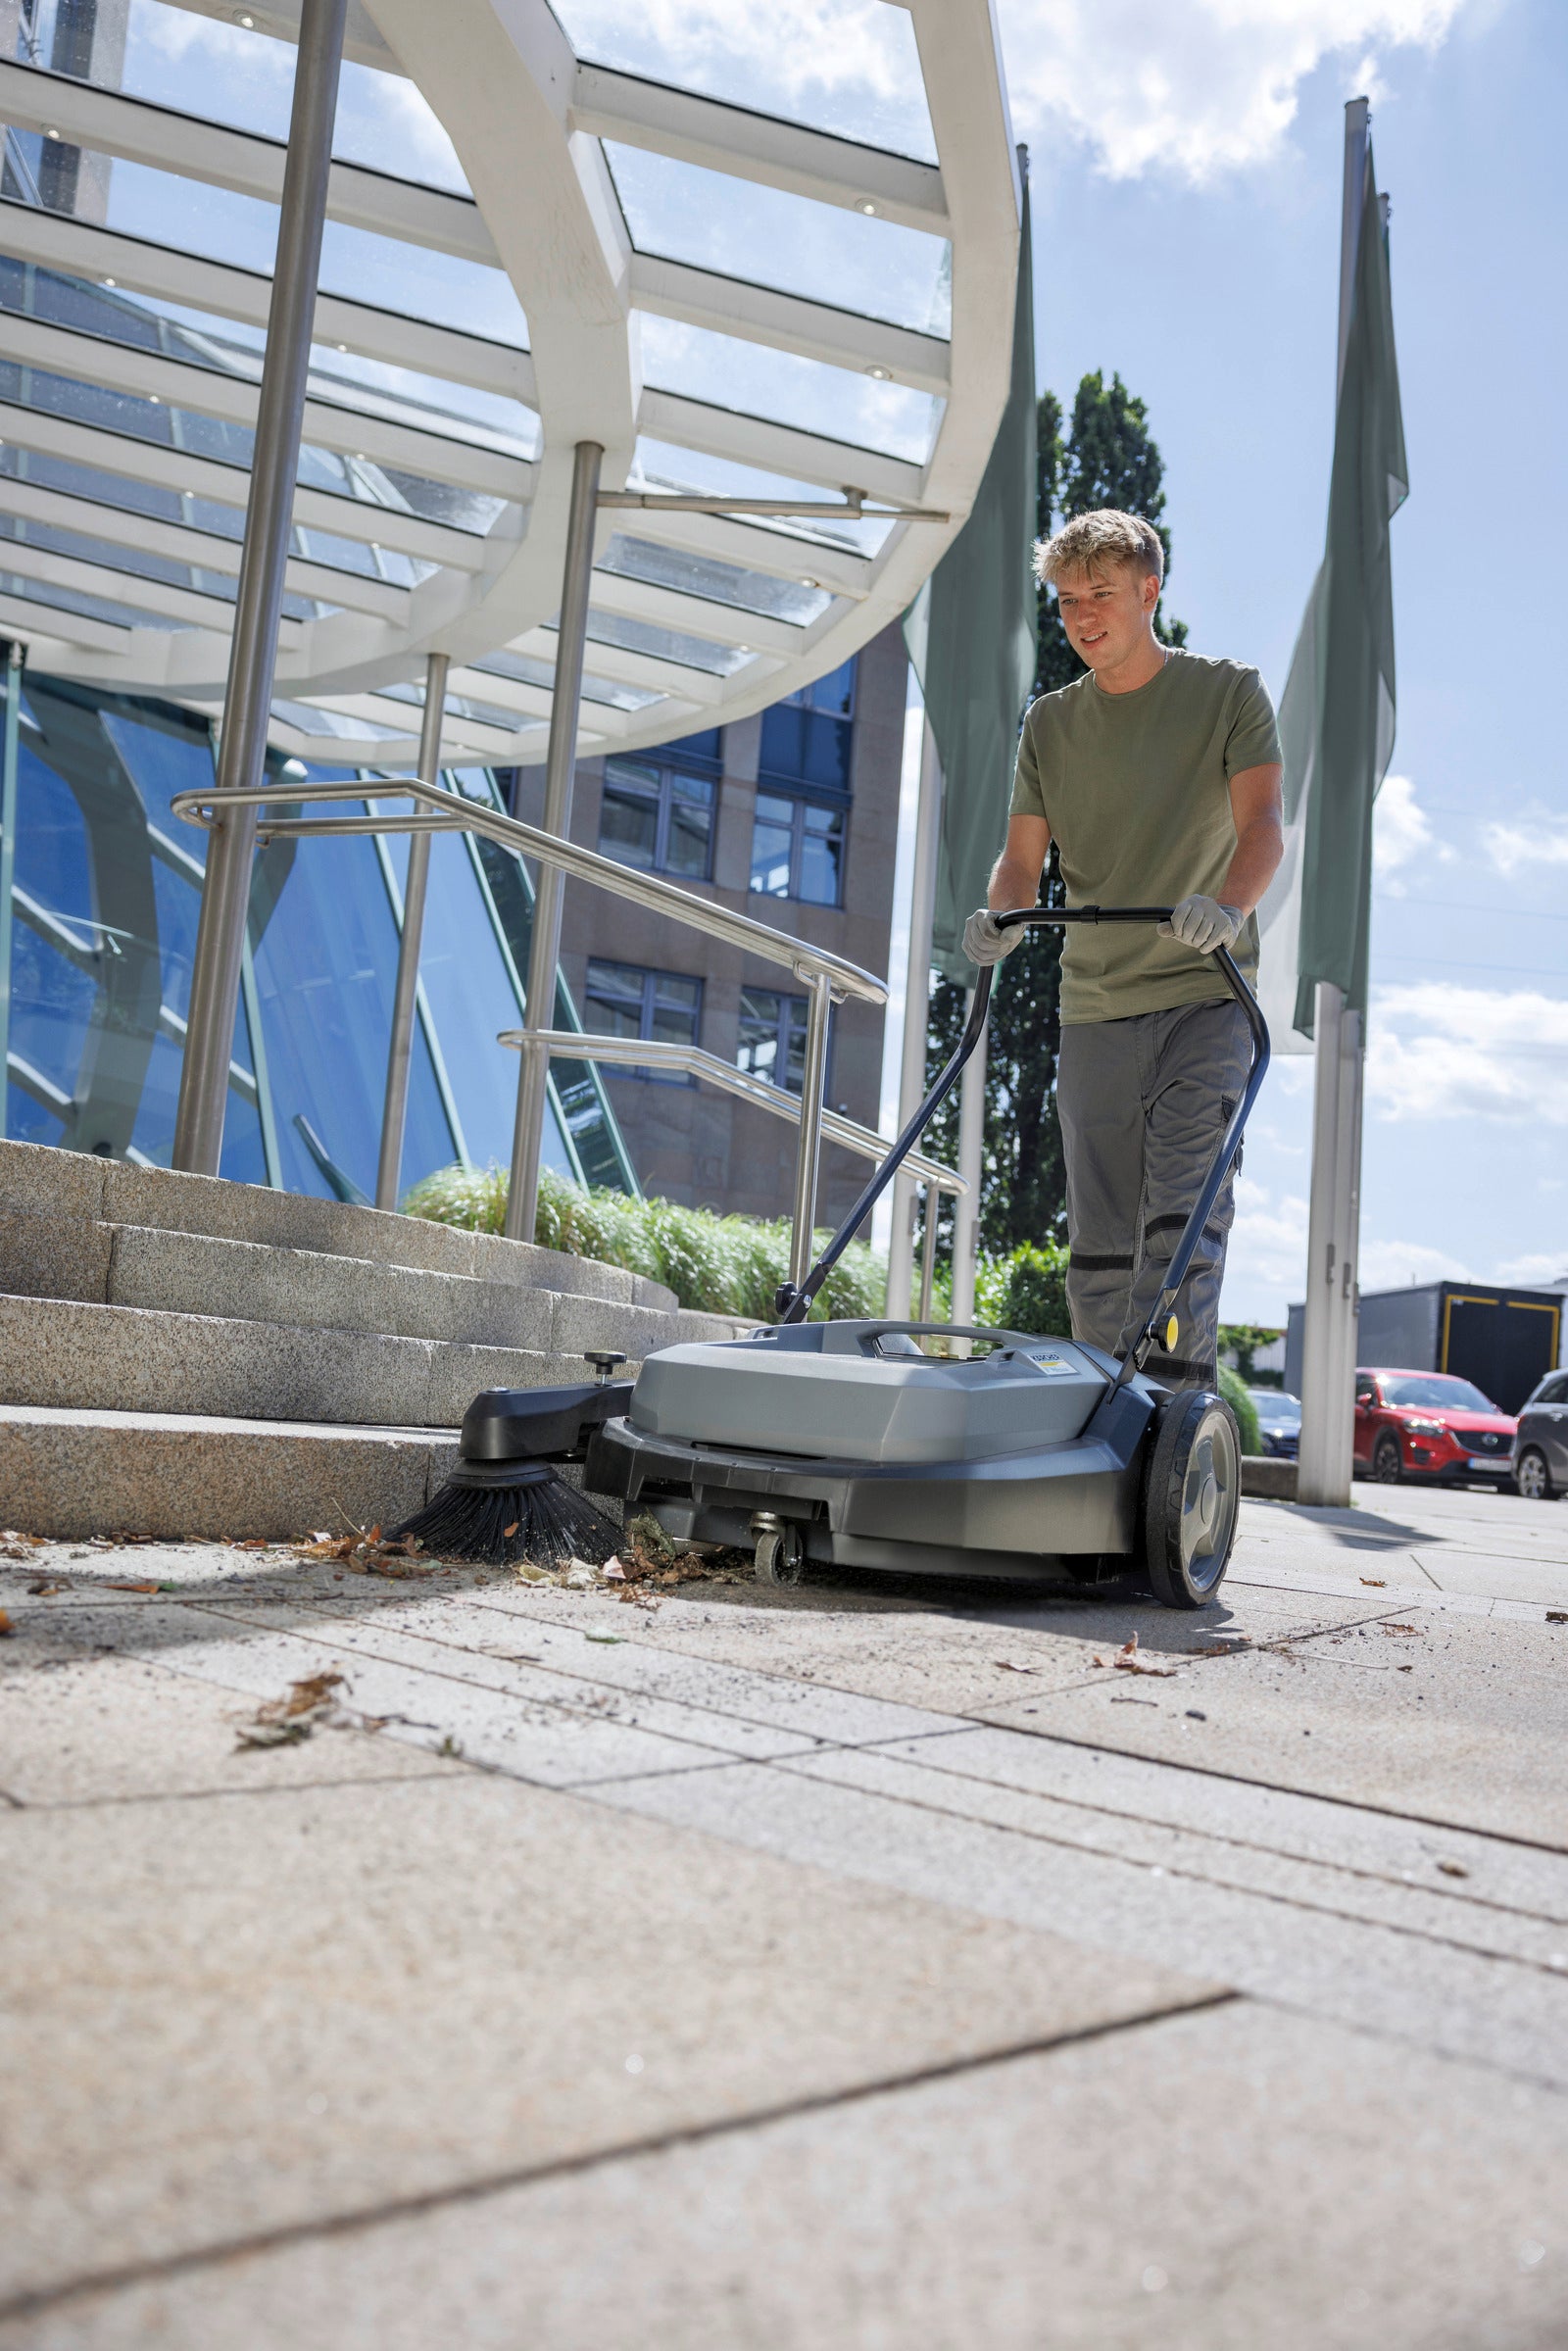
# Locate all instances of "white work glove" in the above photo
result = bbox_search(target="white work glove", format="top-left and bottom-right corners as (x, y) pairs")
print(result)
(1159, 894), (1245, 955)
(962, 907), (1024, 967)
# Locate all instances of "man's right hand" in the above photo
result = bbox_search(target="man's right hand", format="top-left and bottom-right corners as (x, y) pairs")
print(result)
(962, 907), (1023, 967)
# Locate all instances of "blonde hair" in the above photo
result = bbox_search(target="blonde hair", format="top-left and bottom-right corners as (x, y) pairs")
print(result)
(1034, 509), (1164, 589)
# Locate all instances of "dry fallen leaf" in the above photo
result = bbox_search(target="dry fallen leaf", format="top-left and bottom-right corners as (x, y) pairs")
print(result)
(1360, 1578), (1387, 1588)
(994, 1658), (1039, 1674)
(502, 1521), (520, 1540)
(27, 1579), (67, 1596)
(106, 1581), (162, 1594)
(0, 1609), (14, 1638)
(1113, 1634), (1176, 1679)
(602, 1558), (626, 1581)
(1436, 1859), (1469, 1879)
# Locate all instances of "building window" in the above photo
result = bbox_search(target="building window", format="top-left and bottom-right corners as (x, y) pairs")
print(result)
(759, 658), (857, 793)
(598, 750), (717, 881)
(749, 792), (846, 906)
(584, 956), (703, 1082)
(737, 987), (809, 1095)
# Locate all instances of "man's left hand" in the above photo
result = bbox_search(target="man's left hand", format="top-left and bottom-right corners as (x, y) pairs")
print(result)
(1159, 895), (1244, 955)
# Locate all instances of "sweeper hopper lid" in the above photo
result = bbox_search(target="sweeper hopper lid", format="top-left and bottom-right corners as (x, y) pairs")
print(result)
(629, 1323), (1112, 1466)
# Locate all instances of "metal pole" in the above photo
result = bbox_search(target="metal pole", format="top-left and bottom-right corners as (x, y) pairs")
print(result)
(172, 0), (347, 1176)
(1297, 96), (1371, 1507)
(917, 1183), (938, 1323)
(375, 650), (448, 1212)
(788, 967), (835, 1292)
(950, 984), (987, 1332)
(0, 640), (21, 1126)
(1298, 980), (1345, 1503)
(886, 715), (943, 1315)
(505, 439), (603, 1243)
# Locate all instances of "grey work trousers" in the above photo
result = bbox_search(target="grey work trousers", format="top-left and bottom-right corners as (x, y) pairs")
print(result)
(1056, 999), (1250, 1387)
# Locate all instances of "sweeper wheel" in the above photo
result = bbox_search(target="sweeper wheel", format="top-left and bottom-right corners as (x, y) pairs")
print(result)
(1142, 1389), (1241, 1609)
(754, 1522), (806, 1587)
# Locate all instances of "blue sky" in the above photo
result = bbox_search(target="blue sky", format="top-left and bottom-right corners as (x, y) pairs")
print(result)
(1008, 0), (1568, 1320)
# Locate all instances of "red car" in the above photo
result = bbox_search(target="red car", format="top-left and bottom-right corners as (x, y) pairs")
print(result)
(1352, 1368), (1517, 1489)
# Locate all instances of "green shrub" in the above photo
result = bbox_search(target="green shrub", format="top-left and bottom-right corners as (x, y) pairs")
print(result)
(1217, 1363), (1261, 1454)
(998, 1241), (1072, 1338)
(402, 1164), (884, 1323)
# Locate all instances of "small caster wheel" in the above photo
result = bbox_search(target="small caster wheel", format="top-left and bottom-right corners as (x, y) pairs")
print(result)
(753, 1521), (805, 1586)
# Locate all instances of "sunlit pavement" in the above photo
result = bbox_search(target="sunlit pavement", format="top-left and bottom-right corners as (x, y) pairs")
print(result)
(4, 1483), (1566, 2348)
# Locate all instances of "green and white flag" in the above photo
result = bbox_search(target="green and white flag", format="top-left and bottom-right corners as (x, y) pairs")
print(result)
(904, 174), (1036, 987)
(1256, 142), (1408, 1050)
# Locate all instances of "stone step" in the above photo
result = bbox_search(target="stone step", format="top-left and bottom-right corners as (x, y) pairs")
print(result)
(1, 1213), (627, 1348)
(0, 1291), (680, 1431)
(0, 1401), (462, 1542)
(0, 1291), (750, 1432)
(0, 1139), (679, 1311)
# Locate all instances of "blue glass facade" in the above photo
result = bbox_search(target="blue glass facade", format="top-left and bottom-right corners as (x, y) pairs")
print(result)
(0, 654), (636, 1201)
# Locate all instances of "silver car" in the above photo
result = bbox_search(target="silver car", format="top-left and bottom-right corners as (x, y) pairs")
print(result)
(1512, 1370), (1568, 1500)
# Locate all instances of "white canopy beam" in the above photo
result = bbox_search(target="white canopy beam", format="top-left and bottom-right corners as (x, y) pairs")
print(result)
(627, 257), (950, 395)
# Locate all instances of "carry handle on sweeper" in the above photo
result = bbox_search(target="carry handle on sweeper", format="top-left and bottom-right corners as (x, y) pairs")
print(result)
(772, 906), (1271, 1381)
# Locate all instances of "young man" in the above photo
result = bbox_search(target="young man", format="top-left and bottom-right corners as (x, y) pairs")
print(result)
(964, 510), (1284, 1390)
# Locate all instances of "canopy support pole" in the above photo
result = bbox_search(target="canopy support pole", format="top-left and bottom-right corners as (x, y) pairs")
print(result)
(505, 438), (603, 1243)
(172, 0), (347, 1176)
(375, 649), (448, 1213)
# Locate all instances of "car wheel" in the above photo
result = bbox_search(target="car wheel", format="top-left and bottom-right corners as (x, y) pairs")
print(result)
(1372, 1433), (1403, 1484)
(1142, 1390), (1241, 1609)
(1515, 1447), (1553, 1502)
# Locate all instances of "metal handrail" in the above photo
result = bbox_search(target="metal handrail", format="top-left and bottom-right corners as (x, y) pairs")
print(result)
(496, 1027), (968, 1198)
(171, 771), (935, 1291)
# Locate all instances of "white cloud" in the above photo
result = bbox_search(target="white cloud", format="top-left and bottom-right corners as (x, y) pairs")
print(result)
(1483, 808), (1568, 880)
(1225, 1173), (1311, 1299)
(998, 1), (1468, 182)
(1492, 1251), (1568, 1287)
(1359, 1236), (1468, 1288)
(1368, 981), (1568, 1123)
(1373, 772), (1431, 896)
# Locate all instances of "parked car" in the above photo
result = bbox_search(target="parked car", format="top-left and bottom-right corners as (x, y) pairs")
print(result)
(1352, 1368), (1516, 1489)
(1250, 1390), (1301, 1458)
(1512, 1369), (1568, 1500)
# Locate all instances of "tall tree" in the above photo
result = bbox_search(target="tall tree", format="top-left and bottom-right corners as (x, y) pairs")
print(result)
(921, 373), (1184, 1255)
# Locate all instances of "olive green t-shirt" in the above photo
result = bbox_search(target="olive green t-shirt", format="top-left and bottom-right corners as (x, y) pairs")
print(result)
(1009, 649), (1281, 1024)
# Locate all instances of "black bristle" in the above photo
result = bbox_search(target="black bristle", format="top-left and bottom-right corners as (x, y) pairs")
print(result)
(394, 1462), (621, 1569)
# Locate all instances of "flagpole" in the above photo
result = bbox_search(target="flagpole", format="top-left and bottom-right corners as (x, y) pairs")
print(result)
(1297, 96), (1369, 1507)
(885, 716), (943, 1318)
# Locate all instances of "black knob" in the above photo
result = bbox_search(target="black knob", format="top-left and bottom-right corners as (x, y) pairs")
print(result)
(585, 1349), (628, 1384)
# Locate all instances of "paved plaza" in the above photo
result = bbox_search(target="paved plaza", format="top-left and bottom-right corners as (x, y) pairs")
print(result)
(4, 1481), (1566, 2347)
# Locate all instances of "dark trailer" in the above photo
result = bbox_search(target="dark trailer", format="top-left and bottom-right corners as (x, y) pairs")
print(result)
(1286, 1282), (1565, 1416)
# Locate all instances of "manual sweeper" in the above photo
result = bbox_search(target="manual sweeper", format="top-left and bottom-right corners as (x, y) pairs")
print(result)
(399, 907), (1268, 1609)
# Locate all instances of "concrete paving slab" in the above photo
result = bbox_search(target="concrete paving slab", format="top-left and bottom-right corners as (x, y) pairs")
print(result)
(0, 1775), (1214, 2310)
(591, 1753), (1568, 2085)
(474, 1571), (1394, 1722)
(778, 1741), (1568, 1967)
(973, 1611), (1568, 1846)
(199, 1598), (833, 1766)
(19, 2002), (1564, 2351)
(0, 1642), (464, 1808)
(866, 1723), (1568, 1926)
(1411, 1547), (1568, 1606)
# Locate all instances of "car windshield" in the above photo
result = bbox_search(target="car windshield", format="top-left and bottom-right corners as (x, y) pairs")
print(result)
(1250, 1392), (1300, 1422)
(1380, 1375), (1498, 1414)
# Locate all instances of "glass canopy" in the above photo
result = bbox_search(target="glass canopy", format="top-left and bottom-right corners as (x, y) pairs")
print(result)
(0, 0), (1018, 772)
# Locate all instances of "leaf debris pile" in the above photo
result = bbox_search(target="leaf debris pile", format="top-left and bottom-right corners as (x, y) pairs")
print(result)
(234, 1668), (407, 1749)
(511, 1512), (751, 1602)
(294, 1527), (436, 1581)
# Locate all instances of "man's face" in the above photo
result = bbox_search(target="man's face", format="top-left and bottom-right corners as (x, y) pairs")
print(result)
(1054, 563), (1161, 673)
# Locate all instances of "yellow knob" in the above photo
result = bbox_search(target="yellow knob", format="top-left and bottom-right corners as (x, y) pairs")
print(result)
(1164, 1315), (1179, 1353)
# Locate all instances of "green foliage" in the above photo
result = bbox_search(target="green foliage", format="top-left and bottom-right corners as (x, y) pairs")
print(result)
(1218, 1323), (1286, 1384)
(402, 1164), (884, 1324)
(1217, 1364), (1262, 1455)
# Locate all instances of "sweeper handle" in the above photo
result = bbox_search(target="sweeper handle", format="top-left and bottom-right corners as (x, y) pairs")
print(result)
(774, 906), (1270, 1376)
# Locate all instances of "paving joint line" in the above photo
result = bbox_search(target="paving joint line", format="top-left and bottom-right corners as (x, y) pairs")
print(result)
(0, 1989), (1238, 2327)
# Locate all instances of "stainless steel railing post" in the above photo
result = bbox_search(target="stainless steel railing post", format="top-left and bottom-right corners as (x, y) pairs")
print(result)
(506, 439), (603, 1242)
(374, 649), (448, 1212)
(172, 0), (347, 1176)
(788, 967), (835, 1292)
(918, 1183), (939, 1323)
